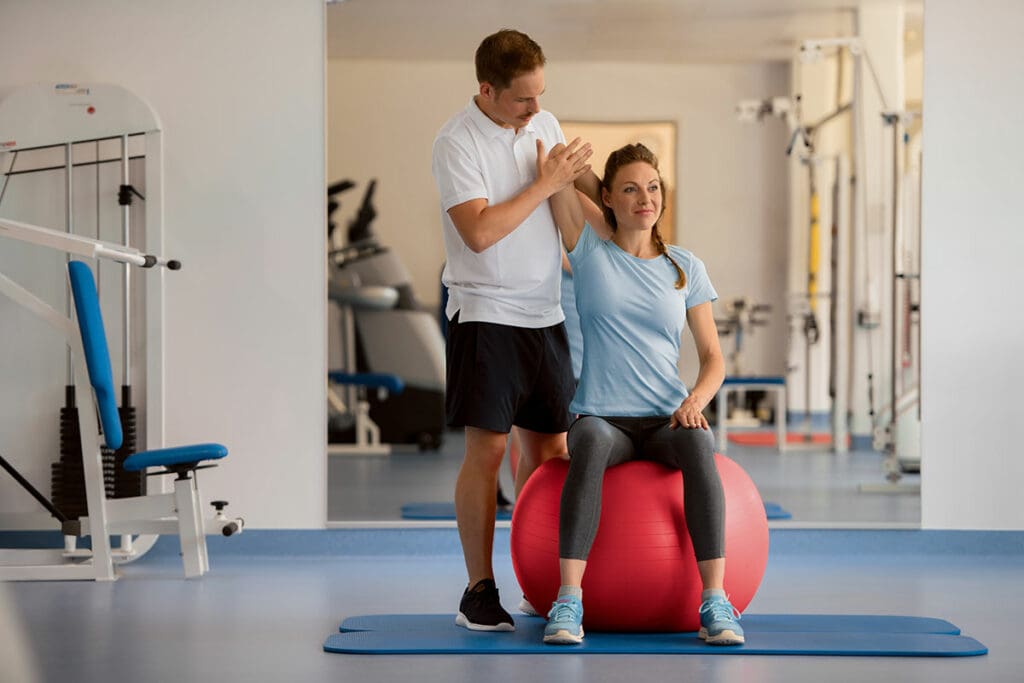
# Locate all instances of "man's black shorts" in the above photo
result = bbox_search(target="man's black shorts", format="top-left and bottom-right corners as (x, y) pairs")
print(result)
(445, 313), (575, 434)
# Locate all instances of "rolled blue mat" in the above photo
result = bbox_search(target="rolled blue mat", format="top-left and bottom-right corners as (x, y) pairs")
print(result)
(763, 502), (792, 520)
(401, 502), (511, 521)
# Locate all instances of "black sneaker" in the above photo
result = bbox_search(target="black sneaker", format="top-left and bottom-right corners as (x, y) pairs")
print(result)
(455, 579), (515, 631)
(496, 486), (513, 511)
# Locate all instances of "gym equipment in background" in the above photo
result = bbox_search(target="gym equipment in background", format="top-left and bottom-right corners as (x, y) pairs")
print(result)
(71, 260), (238, 577)
(327, 179), (403, 454)
(0, 223), (243, 580)
(715, 376), (787, 454)
(511, 456), (768, 633)
(0, 83), (242, 580)
(327, 276), (403, 456)
(785, 99), (849, 453)
(715, 297), (772, 379)
(712, 297), (786, 442)
(798, 38), (923, 486)
(736, 75), (855, 455)
(859, 111), (922, 493)
(327, 179), (445, 451)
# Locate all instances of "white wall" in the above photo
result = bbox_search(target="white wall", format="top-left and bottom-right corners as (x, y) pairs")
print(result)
(328, 59), (791, 382)
(0, 0), (326, 528)
(921, 0), (1024, 529)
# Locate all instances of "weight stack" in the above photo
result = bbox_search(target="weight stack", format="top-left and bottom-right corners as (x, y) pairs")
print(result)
(51, 386), (117, 522)
(112, 386), (144, 499)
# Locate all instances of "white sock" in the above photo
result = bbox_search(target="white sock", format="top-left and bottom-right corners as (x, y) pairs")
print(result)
(702, 588), (726, 601)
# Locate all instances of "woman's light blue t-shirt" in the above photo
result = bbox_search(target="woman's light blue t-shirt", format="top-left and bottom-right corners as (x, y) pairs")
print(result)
(567, 224), (717, 417)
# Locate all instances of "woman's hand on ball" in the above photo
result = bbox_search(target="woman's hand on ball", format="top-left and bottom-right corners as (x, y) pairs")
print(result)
(670, 397), (708, 430)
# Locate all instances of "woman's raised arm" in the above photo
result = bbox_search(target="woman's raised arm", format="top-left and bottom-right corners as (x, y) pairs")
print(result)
(539, 140), (590, 251)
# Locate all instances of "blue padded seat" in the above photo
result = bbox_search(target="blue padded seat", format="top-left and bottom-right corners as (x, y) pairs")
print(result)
(328, 371), (404, 395)
(123, 443), (228, 472)
(68, 260), (228, 474)
(722, 376), (786, 386)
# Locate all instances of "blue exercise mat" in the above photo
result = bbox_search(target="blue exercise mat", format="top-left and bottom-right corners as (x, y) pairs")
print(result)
(324, 614), (986, 657)
(401, 502), (512, 521)
(402, 501), (790, 521)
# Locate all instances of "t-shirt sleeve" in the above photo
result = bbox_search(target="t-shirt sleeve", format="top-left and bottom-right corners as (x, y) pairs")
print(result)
(683, 254), (718, 309)
(566, 222), (599, 268)
(432, 135), (487, 212)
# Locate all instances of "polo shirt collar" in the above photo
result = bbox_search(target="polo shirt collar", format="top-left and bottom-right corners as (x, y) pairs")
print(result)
(466, 97), (536, 138)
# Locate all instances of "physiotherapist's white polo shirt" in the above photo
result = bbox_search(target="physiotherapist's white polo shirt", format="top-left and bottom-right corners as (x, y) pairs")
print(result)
(432, 98), (566, 328)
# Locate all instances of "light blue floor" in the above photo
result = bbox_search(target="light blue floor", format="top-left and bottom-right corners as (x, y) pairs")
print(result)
(2, 425), (974, 682)
(4, 529), (1022, 682)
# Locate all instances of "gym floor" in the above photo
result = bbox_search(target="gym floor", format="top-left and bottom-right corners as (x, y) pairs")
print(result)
(5, 527), (1021, 682)
(8, 431), (1021, 682)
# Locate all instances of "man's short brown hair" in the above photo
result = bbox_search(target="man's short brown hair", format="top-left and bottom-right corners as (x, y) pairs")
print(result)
(475, 29), (546, 91)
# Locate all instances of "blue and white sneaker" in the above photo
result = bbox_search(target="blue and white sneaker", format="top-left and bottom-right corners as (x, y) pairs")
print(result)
(543, 596), (584, 644)
(698, 595), (745, 645)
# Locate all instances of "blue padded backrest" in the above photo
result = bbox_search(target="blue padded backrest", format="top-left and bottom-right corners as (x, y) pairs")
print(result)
(67, 261), (123, 450)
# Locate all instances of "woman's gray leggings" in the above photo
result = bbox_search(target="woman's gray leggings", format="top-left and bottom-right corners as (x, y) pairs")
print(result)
(560, 415), (725, 562)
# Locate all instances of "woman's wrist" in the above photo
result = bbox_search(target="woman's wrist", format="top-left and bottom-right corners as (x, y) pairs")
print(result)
(688, 390), (709, 411)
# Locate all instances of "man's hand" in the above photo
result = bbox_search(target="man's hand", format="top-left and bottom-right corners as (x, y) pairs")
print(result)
(536, 137), (592, 198)
(446, 138), (591, 254)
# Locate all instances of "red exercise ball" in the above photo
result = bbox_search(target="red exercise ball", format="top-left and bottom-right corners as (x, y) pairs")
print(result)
(510, 455), (769, 632)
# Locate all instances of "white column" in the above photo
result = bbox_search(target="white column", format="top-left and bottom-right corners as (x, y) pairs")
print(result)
(920, 0), (1024, 529)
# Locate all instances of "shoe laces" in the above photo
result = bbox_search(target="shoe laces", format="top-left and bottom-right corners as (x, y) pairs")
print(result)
(700, 597), (741, 623)
(548, 598), (581, 623)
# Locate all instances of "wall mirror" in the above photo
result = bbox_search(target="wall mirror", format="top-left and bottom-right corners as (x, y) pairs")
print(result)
(324, 0), (923, 529)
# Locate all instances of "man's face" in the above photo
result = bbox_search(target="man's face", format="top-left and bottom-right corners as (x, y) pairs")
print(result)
(479, 68), (545, 130)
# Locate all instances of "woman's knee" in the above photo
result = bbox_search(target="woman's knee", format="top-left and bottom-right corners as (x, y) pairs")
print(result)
(674, 426), (716, 454)
(566, 417), (630, 477)
(567, 416), (618, 452)
(649, 426), (716, 470)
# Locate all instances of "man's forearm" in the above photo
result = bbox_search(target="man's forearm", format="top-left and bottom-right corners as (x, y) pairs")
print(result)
(450, 180), (552, 253)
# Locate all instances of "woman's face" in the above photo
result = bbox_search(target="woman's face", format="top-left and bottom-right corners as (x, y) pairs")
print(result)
(602, 161), (662, 232)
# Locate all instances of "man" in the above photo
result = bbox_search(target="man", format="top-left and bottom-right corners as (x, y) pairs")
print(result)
(431, 29), (592, 631)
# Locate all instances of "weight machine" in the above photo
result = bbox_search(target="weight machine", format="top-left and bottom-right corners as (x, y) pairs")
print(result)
(0, 84), (241, 580)
(799, 38), (922, 488)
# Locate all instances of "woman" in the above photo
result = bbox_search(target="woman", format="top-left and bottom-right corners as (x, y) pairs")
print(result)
(538, 142), (742, 646)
